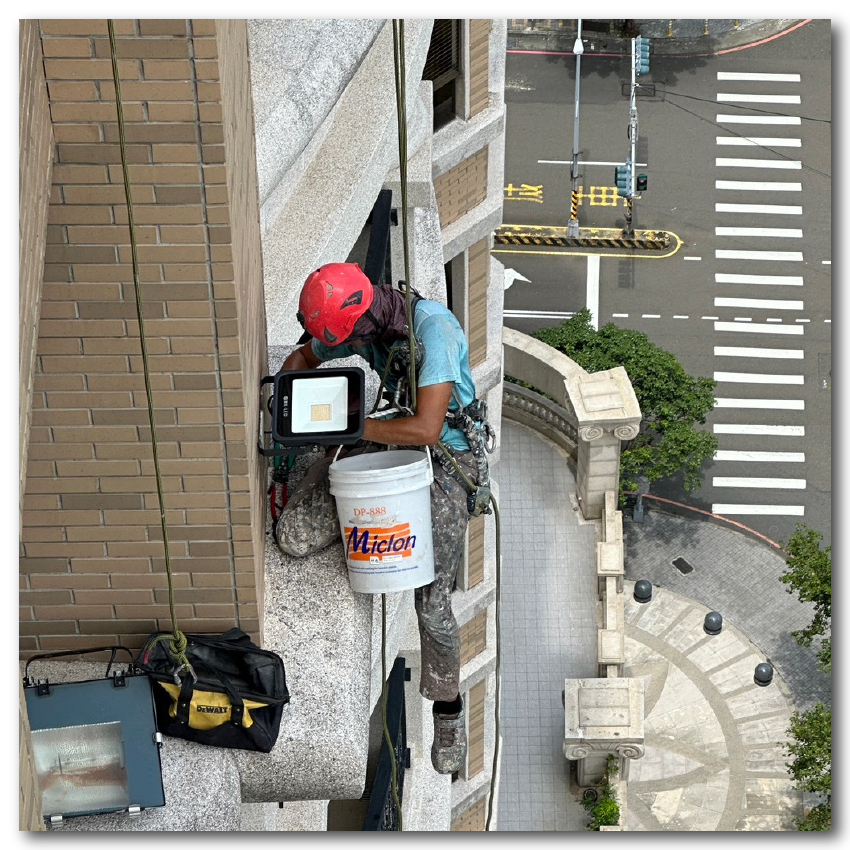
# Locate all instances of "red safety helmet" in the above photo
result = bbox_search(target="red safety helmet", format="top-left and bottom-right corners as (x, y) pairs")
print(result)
(297, 263), (374, 346)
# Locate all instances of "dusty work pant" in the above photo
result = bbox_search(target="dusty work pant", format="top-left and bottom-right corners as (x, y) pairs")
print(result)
(274, 442), (477, 702)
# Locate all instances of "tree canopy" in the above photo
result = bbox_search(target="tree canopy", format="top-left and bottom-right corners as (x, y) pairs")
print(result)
(780, 523), (831, 830)
(534, 309), (718, 492)
(786, 702), (831, 830)
(780, 523), (831, 672)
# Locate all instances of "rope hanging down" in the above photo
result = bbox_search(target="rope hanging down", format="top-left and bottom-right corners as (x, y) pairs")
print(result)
(388, 19), (503, 831)
(107, 20), (191, 676)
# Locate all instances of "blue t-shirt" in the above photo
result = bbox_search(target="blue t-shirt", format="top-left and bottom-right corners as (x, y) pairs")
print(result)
(310, 300), (476, 451)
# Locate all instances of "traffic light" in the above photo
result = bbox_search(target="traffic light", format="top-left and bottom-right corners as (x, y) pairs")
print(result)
(615, 164), (632, 198)
(635, 36), (650, 75)
(636, 173), (648, 192)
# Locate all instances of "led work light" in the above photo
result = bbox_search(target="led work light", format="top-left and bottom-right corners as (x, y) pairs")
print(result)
(259, 367), (366, 456)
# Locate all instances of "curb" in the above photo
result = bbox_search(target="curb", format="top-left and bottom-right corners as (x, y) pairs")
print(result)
(496, 226), (671, 251)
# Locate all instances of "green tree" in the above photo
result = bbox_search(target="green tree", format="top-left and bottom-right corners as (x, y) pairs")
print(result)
(780, 523), (831, 672)
(534, 309), (718, 492)
(786, 702), (831, 830)
(780, 524), (831, 830)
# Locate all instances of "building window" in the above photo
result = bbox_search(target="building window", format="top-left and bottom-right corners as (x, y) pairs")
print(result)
(423, 19), (460, 130)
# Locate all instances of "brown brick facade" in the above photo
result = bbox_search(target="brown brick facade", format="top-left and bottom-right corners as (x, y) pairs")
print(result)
(466, 512), (485, 587)
(450, 785), (487, 830)
(467, 236), (489, 368)
(434, 147), (488, 229)
(19, 22), (53, 829)
(460, 608), (487, 665)
(20, 19), (266, 656)
(468, 20), (490, 117)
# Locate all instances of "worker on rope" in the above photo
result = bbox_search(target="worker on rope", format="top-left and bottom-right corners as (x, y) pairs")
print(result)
(274, 262), (491, 775)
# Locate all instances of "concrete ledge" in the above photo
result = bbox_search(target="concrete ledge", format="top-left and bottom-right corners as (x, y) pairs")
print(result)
(24, 661), (242, 832)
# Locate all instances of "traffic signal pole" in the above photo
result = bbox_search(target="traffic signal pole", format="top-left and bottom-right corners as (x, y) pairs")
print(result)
(625, 37), (638, 237)
(623, 35), (650, 237)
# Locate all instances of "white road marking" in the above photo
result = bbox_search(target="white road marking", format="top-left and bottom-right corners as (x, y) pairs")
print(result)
(796, 318), (811, 323)
(733, 317), (753, 322)
(713, 477), (806, 489)
(642, 314), (660, 319)
(715, 273), (803, 286)
(503, 268), (531, 290)
(716, 136), (801, 147)
(825, 319), (831, 323)
(713, 371), (804, 385)
(716, 114), (801, 124)
(822, 260), (831, 265)
(716, 203), (802, 215)
(714, 450), (805, 462)
(716, 226), (803, 238)
(586, 255), (600, 330)
(715, 321), (804, 334)
(716, 249), (803, 261)
(683, 256), (702, 261)
(716, 158), (801, 169)
(716, 180), (802, 191)
(714, 297), (804, 310)
(504, 310), (574, 319)
(612, 313), (628, 318)
(712, 504), (805, 516)
(714, 346), (804, 359)
(702, 316), (719, 320)
(717, 72), (801, 82)
(716, 93), (801, 104)
(766, 318), (783, 322)
(714, 397), (805, 410)
(713, 424), (805, 436)
(673, 315), (689, 319)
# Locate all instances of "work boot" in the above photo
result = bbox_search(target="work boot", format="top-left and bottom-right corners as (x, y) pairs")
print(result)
(431, 699), (467, 774)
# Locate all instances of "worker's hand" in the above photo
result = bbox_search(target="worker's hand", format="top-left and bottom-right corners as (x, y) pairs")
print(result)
(279, 341), (321, 372)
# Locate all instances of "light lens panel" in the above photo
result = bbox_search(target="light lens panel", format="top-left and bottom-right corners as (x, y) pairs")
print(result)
(291, 376), (349, 433)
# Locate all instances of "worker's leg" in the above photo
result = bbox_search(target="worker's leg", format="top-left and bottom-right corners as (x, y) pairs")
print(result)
(274, 443), (382, 557)
(415, 449), (478, 701)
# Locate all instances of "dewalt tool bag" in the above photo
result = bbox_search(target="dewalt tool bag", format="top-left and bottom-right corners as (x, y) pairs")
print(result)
(137, 628), (289, 753)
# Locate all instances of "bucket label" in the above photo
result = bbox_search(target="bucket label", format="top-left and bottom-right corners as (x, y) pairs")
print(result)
(344, 523), (417, 563)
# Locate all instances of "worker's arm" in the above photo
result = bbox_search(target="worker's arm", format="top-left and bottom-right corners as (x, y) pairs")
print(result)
(363, 381), (453, 447)
(279, 341), (322, 372)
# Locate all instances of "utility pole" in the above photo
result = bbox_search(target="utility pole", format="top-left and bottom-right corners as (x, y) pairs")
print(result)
(568, 19), (584, 237)
(624, 36), (637, 237)
(622, 35), (650, 237)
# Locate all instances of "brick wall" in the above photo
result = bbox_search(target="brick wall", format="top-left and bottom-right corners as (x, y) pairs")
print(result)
(468, 20), (490, 117)
(19, 21), (52, 829)
(467, 236), (489, 368)
(20, 20), (55, 522)
(20, 19), (266, 656)
(434, 147), (488, 229)
(466, 513), (485, 587)
(451, 793), (487, 830)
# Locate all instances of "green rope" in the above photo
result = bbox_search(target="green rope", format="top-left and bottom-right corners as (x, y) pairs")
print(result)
(392, 19), (417, 413)
(437, 442), (502, 831)
(107, 20), (190, 676)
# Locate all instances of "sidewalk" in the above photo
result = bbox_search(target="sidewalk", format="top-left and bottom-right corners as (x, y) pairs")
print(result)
(496, 422), (829, 831)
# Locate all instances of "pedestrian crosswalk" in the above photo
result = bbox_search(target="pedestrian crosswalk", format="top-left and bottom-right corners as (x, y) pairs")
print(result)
(711, 69), (811, 520)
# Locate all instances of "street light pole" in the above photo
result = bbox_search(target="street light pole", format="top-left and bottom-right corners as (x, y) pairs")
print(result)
(568, 19), (583, 237)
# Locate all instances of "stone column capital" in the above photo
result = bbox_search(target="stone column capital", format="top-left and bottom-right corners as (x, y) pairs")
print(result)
(566, 367), (641, 442)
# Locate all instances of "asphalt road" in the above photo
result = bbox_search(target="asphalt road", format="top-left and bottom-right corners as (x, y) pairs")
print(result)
(500, 20), (832, 546)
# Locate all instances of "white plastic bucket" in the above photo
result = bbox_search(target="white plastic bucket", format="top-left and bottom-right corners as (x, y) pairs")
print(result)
(328, 449), (434, 594)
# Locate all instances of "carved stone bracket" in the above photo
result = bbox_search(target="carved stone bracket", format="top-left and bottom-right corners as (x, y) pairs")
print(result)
(563, 741), (645, 762)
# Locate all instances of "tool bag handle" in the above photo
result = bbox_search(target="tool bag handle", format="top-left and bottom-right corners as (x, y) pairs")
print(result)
(23, 645), (136, 685)
(173, 654), (247, 727)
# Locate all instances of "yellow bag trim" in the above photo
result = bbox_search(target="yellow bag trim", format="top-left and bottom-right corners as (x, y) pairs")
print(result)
(158, 682), (268, 730)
